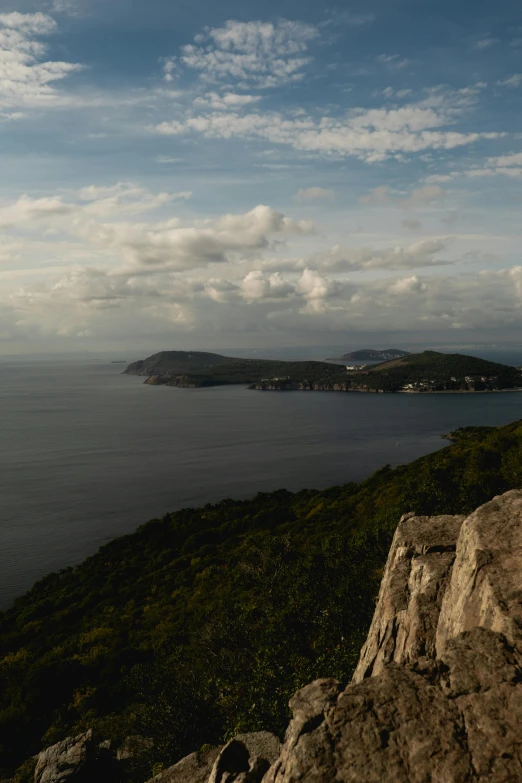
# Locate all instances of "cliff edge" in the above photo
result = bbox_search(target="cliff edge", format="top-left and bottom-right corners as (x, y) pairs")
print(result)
(33, 491), (522, 783)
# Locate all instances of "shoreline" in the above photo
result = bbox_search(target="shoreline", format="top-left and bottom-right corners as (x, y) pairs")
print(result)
(398, 388), (522, 394)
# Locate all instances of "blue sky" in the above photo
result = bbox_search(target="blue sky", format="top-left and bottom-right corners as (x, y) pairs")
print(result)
(1, 0), (522, 353)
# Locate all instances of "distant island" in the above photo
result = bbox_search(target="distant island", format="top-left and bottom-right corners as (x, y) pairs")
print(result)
(333, 348), (411, 361)
(125, 349), (522, 393)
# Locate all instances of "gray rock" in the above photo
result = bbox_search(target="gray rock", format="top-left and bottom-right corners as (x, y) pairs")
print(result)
(263, 493), (522, 782)
(145, 747), (221, 783)
(353, 513), (465, 682)
(436, 490), (522, 656)
(34, 730), (93, 783)
(209, 733), (281, 783)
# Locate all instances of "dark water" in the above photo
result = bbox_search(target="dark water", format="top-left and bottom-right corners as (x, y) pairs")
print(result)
(1, 358), (522, 610)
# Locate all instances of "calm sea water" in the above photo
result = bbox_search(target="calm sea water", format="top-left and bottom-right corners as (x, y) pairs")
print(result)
(1, 356), (522, 610)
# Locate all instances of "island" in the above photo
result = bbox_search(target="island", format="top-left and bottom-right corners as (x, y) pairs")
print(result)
(331, 348), (411, 361)
(125, 349), (522, 393)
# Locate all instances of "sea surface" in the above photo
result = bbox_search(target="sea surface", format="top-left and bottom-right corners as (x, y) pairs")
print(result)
(2, 355), (522, 610)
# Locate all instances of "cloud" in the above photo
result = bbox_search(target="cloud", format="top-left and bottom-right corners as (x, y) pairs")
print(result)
(0, 183), (191, 228)
(0, 12), (83, 112)
(240, 270), (294, 302)
(167, 19), (319, 89)
(473, 36), (499, 50)
(496, 74), (522, 87)
(309, 238), (452, 272)
(389, 275), (427, 294)
(377, 54), (409, 70)
(320, 10), (375, 28)
(194, 92), (262, 109)
(402, 218), (422, 230)
(47, 0), (79, 15)
(156, 99), (501, 163)
(294, 187), (335, 202)
(464, 151), (522, 179)
(359, 184), (446, 207)
(0, 189), (314, 273)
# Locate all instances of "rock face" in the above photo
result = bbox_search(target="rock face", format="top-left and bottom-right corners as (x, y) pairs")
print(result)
(263, 491), (522, 782)
(34, 731), (96, 783)
(34, 731), (148, 783)
(353, 512), (465, 682)
(436, 490), (522, 654)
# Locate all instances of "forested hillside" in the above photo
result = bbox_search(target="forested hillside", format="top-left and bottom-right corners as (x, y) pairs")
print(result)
(2, 421), (522, 779)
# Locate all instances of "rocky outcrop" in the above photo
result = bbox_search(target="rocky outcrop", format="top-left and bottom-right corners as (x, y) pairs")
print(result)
(34, 730), (105, 783)
(32, 491), (522, 783)
(147, 733), (281, 783)
(353, 512), (465, 682)
(144, 747), (221, 783)
(34, 731), (150, 783)
(262, 490), (522, 782)
(436, 490), (522, 654)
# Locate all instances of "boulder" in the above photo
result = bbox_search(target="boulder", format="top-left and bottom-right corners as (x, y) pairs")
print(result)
(34, 730), (94, 783)
(208, 732), (281, 783)
(144, 747), (221, 783)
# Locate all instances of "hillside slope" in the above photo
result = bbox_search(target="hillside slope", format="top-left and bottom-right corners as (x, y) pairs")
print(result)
(2, 421), (522, 778)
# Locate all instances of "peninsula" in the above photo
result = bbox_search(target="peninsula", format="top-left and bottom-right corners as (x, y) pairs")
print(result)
(125, 349), (522, 393)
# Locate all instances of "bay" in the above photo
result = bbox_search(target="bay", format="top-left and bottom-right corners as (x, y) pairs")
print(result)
(1, 357), (522, 609)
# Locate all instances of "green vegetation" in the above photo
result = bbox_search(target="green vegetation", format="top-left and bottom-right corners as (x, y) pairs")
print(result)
(2, 419), (522, 778)
(127, 350), (522, 393)
(126, 351), (349, 388)
(357, 350), (522, 392)
(338, 348), (411, 361)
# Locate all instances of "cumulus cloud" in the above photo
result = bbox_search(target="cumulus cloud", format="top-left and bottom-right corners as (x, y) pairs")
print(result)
(240, 270), (294, 302)
(0, 188), (315, 274)
(390, 275), (427, 294)
(166, 19), (319, 89)
(0, 11), (83, 112)
(294, 187), (335, 202)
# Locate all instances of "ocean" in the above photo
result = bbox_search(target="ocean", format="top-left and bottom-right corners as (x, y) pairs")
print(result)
(1, 354), (522, 610)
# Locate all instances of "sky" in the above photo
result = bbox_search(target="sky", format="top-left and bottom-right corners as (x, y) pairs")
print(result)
(1, 0), (522, 354)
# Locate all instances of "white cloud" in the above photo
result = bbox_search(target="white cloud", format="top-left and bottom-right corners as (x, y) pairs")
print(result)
(294, 187), (335, 202)
(310, 238), (452, 272)
(169, 19), (319, 89)
(240, 270), (294, 302)
(390, 275), (427, 294)
(464, 151), (522, 179)
(359, 184), (446, 207)
(496, 74), (522, 88)
(156, 101), (501, 163)
(377, 54), (409, 70)
(194, 91), (262, 109)
(473, 36), (499, 50)
(0, 12), (83, 112)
